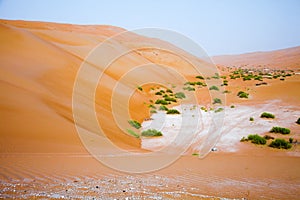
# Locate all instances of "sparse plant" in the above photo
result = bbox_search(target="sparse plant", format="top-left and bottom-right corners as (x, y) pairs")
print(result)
(214, 107), (224, 113)
(128, 120), (141, 129)
(230, 105), (235, 108)
(164, 96), (177, 102)
(213, 98), (222, 104)
(296, 118), (300, 125)
(150, 109), (157, 113)
(166, 89), (173, 93)
(247, 134), (266, 145)
(237, 91), (249, 98)
(249, 117), (254, 121)
(166, 109), (180, 114)
(141, 129), (163, 137)
(155, 99), (169, 105)
(127, 129), (140, 138)
(183, 86), (195, 91)
(195, 75), (204, 80)
(270, 126), (290, 135)
(209, 85), (219, 91)
(174, 92), (186, 99)
(260, 112), (275, 119)
(289, 138), (293, 143)
(137, 86), (143, 91)
(159, 105), (168, 111)
(269, 138), (292, 149)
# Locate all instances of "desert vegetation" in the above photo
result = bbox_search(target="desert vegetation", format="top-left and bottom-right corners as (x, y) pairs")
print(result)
(269, 138), (292, 149)
(237, 91), (249, 98)
(260, 112), (275, 119)
(270, 126), (291, 134)
(141, 129), (163, 137)
(128, 120), (141, 129)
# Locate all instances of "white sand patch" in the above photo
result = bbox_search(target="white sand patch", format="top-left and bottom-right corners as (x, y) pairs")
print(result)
(141, 101), (300, 154)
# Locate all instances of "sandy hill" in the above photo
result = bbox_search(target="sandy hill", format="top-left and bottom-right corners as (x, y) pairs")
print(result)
(0, 19), (215, 153)
(213, 46), (300, 70)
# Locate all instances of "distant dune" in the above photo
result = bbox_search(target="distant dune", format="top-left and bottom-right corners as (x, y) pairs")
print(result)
(213, 46), (300, 70)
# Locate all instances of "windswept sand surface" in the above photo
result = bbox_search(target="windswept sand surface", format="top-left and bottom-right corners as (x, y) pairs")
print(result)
(0, 19), (300, 199)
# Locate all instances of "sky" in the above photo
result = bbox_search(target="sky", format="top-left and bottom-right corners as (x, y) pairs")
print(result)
(0, 0), (300, 56)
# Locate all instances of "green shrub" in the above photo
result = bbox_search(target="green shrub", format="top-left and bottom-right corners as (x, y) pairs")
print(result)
(155, 91), (163, 95)
(237, 91), (249, 98)
(209, 85), (219, 91)
(174, 92), (186, 99)
(250, 117), (254, 121)
(155, 99), (169, 105)
(289, 138), (293, 143)
(213, 98), (222, 104)
(270, 126), (290, 134)
(296, 117), (300, 125)
(148, 104), (156, 109)
(150, 109), (157, 113)
(137, 86), (143, 91)
(214, 107), (224, 113)
(230, 105), (235, 108)
(269, 138), (292, 149)
(195, 75), (204, 80)
(223, 90), (231, 94)
(159, 105), (169, 111)
(260, 112), (275, 119)
(127, 129), (140, 138)
(128, 120), (141, 129)
(141, 129), (163, 137)
(166, 109), (180, 114)
(247, 134), (266, 145)
(166, 89), (173, 93)
(183, 86), (195, 91)
(223, 80), (228, 86)
(164, 96), (177, 102)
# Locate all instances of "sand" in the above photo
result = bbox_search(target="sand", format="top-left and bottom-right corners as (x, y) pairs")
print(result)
(0, 19), (300, 199)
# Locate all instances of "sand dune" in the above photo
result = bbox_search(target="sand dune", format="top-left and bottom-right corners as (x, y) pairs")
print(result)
(1, 19), (300, 199)
(213, 46), (300, 70)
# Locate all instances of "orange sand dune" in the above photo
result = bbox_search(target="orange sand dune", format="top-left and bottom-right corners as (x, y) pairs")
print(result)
(1, 19), (300, 199)
(213, 46), (300, 70)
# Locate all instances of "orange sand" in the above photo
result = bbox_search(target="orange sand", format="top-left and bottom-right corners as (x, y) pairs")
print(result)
(0, 19), (300, 199)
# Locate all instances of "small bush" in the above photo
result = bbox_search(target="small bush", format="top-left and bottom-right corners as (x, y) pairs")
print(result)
(249, 117), (254, 121)
(159, 105), (168, 111)
(150, 109), (157, 113)
(127, 129), (140, 138)
(164, 96), (177, 102)
(223, 90), (231, 94)
(148, 104), (156, 109)
(269, 138), (292, 149)
(137, 86), (143, 91)
(230, 105), (235, 108)
(183, 86), (195, 91)
(141, 129), (163, 137)
(237, 91), (249, 98)
(195, 75), (204, 80)
(209, 85), (219, 91)
(128, 120), (141, 129)
(174, 92), (186, 99)
(166, 109), (180, 114)
(260, 112), (275, 119)
(296, 117), (300, 125)
(289, 138), (293, 143)
(270, 126), (290, 135)
(155, 91), (163, 95)
(166, 89), (173, 93)
(155, 99), (169, 105)
(213, 98), (222, 104)
(247, 134), (266, 145)
(214, 107), (224, 113)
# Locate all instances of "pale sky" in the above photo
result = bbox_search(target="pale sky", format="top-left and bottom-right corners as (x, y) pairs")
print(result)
(0, 0), (299, 56)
